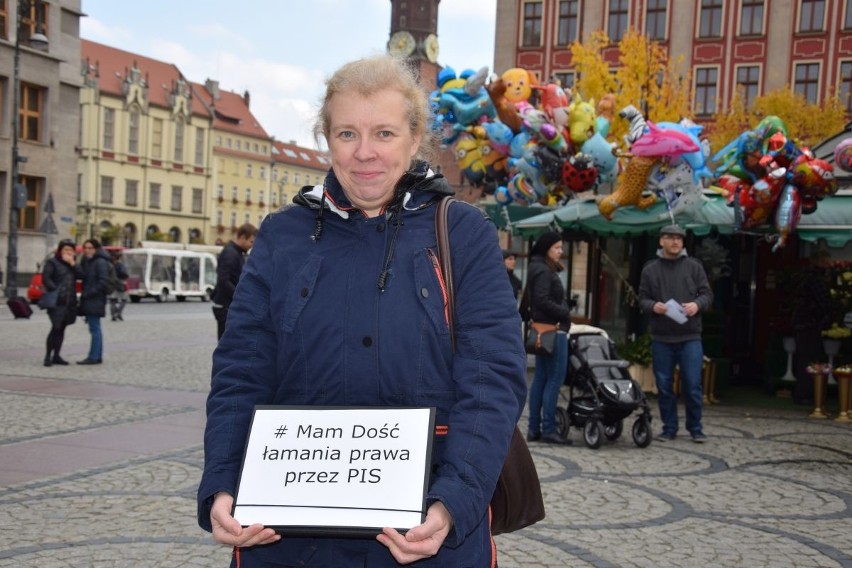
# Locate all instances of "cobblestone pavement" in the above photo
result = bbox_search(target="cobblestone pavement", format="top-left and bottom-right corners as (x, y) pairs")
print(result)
(0, 303), (850, 567)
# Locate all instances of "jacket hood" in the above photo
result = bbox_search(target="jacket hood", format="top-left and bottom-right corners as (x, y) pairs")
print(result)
(656, 248), (689, 260)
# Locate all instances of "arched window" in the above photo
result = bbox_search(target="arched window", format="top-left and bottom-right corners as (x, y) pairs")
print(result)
(169, 227), (181, 243)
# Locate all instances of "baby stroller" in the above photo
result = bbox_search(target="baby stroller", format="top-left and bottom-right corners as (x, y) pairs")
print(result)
(555, 325), (653, 449)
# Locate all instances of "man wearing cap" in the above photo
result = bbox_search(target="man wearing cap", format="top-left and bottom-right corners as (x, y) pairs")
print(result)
(503, 250), (523, 299)
(638, 225), (713, 443)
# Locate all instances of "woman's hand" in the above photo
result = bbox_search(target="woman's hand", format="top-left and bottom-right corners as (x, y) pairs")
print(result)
(376, 501), (452, 564)
(61, 250), (75, 265)
(210, 492), (281, 548)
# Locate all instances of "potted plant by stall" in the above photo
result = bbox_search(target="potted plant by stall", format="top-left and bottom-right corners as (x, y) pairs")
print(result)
(617, 333), (655, 393)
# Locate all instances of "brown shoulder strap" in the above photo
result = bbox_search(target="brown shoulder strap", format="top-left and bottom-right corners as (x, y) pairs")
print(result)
(435, 195), (456, 351)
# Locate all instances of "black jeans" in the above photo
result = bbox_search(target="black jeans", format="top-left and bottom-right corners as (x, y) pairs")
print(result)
(212, 306), (228, 340)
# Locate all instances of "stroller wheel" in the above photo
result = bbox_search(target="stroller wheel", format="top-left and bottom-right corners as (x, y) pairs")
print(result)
(604, 420), (623, 441)
(632, 415), (652, 448)
(555, 406), (570, 438)
(583, 420), (603, 449)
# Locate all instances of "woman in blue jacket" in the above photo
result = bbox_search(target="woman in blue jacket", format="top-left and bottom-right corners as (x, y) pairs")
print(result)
(197, 55), (527, 567)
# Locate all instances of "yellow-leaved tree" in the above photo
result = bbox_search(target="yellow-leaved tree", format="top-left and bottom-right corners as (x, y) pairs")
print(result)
(708, 88), (846, 154)
(571, 29), (693, 150)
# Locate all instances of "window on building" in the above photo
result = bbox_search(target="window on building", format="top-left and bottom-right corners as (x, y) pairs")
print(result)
(128, 108), (140, 155)
(294, 172), (301, 186)
(217, 184), (224, 199)
(100, 176), (114, 204)
(556, 1), (579, 46)
(244, 213), (251, 224)
(150, 183), (161, 209)
(152, 118), (163, 159)
(231, 186), (238, 201)
(0, 3), (8, 40)
(236, 139), (241, 150)
(522, 1), (543, 47)
(840, 61), (852, 112)
(253, 143), (259, 152)
(799, 0), (825, 32)
(18, 0), (48, 45)
(740, 0), (764, 35)
(259, 166), (266, 180)
(194, 127), (204, 165)
(271, 191), (278, 206)
(246, 164), (252, 177)
(699, 0), (723, 38)
(282, 170), (289, 184)
(16, 175), (43, 230)
(226, 137), (232, 148)
(125, 179), (138, 206)
(215, 135), (222, 146)
(245, 188), (252, 203)
(553, 72), (575, 89)
(103, 108), (115, 150)
(794, 62), (820, 103)
(171, 186), (182, 211)
(272, 168), (278, 182)
(646, 0), (667, 40)
(607, 0), (629, 42)
(174, 116), (185, 162)
(192, 188), (203, 213)
(846, 0), (852, 29)
(216, 210), (223, 226)
(694, 67), (718, 115)
(20, 83), (44, 142)
(259, 190), (265, 205)
(736, 65), (760, 108)
(230, 211), (237, 227)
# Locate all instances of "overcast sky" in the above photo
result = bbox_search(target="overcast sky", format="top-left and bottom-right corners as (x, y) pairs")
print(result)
(80, 0), (497, 150)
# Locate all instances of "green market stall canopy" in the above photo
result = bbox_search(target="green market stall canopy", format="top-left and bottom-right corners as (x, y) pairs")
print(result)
(493, 193), (852, 247)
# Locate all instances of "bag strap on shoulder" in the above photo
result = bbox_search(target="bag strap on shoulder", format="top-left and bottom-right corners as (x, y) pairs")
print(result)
(435, 195), (456, 351)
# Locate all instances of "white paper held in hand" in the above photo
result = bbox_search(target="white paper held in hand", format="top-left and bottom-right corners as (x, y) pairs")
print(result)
(664, 299), (688, 324)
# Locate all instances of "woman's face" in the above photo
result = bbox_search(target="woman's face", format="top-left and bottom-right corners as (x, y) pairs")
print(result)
(327, 88), (421, 217)
(547, 241), (563, 264)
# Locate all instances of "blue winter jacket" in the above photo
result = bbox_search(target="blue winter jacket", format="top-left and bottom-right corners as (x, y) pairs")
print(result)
(197, 167), (527, 567)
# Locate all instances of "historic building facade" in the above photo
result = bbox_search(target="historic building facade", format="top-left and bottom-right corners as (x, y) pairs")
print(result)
(0, 0), (82, 288)
(495, 0), (852, 117)
(79, 40), (213, 247)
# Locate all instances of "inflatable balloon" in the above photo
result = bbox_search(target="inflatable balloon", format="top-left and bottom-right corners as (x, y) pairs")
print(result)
(655, 120), (712, 182)
(630, 122), (699, 157)
(581, 132), (618, 185)
(773, 183), (801, 252)
(647, 160), (704, 219)
(598, 155), (661, 219)
(833, 138), (852, 173)
(501, 67), (535, 105)
(567, 92), (597, 146)
(486, 78), (524, 133)
(561, 152), (599, 193)
(619, 104), (647, 147)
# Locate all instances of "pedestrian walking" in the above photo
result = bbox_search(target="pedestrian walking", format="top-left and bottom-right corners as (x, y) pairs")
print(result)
(41, 239), (81, 366)
(638, 224), (713, 443)
(211, 223), (256, 340)
(77, 238), (111, 365)
(109, 250), (129, 321)
(197, 54), (526, 567)
(503, 249), (523, 299)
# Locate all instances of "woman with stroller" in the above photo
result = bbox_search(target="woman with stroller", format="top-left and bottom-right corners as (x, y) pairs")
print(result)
(42, 239), (80, 366)
(525, 231), (573, 444)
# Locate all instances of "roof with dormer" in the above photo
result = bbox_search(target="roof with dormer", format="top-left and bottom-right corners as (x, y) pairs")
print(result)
(190, 81), (270, 141)
(80, 39), (210, 118)
(272, 140), (331, 172)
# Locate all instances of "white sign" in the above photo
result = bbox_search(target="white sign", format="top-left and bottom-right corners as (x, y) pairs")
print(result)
(233, 406), (436, 537)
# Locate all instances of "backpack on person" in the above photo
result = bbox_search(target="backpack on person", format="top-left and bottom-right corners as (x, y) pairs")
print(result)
(104, 260), (121, 294)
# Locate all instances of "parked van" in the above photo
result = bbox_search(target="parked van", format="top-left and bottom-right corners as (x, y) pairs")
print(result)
(122, 248), (217, 303)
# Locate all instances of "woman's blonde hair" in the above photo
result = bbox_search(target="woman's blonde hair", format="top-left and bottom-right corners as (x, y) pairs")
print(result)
(314, 54), (436, 163)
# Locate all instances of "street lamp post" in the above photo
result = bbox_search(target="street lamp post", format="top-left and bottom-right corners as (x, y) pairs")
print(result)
(5, 0), (47, 300)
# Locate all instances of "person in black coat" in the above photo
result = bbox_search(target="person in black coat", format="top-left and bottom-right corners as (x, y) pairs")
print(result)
(525, 231), (573, 445)
(42, 240), (82, 366)
(211, 223), (257, 339)
(77, 238), (111, 365)
(503, 250), (523, 300)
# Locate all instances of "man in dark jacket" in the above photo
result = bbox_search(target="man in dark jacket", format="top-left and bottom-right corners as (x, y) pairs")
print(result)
(211, 223), (257, 339)
(78, 238), (111, 364)
(638, 225), (713, 443)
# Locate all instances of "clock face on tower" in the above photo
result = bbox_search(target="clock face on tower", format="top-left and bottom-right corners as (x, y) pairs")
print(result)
(424, 34), (439, 63)
(388, 31), (416, 58)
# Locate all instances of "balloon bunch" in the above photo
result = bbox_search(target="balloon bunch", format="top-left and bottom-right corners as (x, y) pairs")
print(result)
(431, 66), (623, 206)
(711, 116), (839, 251)
(599, 107), (713, 220)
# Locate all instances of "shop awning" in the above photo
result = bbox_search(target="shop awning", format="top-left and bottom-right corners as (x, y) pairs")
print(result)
(507, 192), (852, 247)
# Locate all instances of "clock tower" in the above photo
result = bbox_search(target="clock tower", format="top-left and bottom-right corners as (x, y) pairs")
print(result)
(387, 0), (476, 202)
